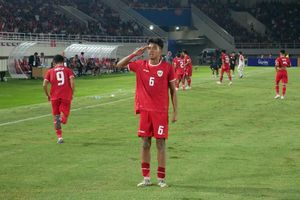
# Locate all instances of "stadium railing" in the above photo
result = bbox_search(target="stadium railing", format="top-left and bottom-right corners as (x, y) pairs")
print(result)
(235, 43), (300, 49)
(0, 32), (150, 43)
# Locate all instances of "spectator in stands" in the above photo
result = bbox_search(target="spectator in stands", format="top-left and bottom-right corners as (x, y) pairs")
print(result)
(40, 52), (46, 67)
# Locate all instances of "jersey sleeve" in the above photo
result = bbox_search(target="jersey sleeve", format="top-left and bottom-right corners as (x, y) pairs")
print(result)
(128, 60), (143, 73)
(68, 68), (75, 79)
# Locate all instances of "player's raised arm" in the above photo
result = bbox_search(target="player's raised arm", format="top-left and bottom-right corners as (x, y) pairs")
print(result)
(116, 46), (148, 68)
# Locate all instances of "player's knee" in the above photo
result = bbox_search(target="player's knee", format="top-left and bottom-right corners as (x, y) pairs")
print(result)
(156, 139), (165, 152)
(142, 138), (151, 149)
(61, 115), (68, 124)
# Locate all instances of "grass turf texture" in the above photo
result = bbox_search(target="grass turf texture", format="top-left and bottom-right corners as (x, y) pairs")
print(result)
(0, 67), (300, 200)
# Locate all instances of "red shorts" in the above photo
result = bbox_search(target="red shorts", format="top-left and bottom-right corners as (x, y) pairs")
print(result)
(138, 110), (169, 139)
(176, 73), (184, 80)
(51, 99), (71, 117)
(276, 70), (288, 84)
(221, 67), (230, 73)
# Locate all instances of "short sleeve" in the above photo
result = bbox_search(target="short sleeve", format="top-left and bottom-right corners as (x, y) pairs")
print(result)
(128, 60), (144, 73)
(68, 68), (75, 79)
(168, 64), (175, 82)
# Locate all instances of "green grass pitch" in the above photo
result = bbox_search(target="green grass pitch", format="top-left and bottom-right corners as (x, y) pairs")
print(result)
(0, 67), (300, 200)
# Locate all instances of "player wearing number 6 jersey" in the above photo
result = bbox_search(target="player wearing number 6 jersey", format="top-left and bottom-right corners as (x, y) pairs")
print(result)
(43, 55), (75, 144)
(116, 38), (177, 188)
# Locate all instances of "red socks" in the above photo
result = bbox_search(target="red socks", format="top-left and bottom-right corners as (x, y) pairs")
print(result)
(141, 162), (150, 177)
(141, 163), (166, 179)
(157, 167), (165, 179)
(56, 129), (62, 138)
(187, 78), (191, 87)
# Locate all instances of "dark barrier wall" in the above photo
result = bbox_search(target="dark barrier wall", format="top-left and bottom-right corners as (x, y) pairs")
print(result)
(247, 57), (298, 67)
(135, 8), (191, 26)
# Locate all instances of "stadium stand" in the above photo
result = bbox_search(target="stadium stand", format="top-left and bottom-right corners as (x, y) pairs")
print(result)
(124, 0), (184, 9)
(190, 0), (266, 43)
(0, 0), (144, 36)
(248, 1), (299, 43)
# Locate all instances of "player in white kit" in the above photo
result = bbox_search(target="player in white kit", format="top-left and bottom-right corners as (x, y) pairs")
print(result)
(238, 51), (245, 78)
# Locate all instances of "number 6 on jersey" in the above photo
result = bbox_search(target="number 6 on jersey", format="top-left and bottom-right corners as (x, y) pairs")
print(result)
(149, 77), (155, 86)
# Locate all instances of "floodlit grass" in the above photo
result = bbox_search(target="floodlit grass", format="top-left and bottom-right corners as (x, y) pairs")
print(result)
(0, 67), (300, 200)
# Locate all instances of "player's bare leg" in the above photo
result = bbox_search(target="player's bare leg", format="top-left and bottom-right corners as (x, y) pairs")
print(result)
(227, 71), (232, 85)
(186, 76), (191, 89)
(281, 83), (286, 99)
(182, 76), (186, 90)
(156, 138), (167, 187)
(137, 137), (152, 187)
(275, 81), (280, 99)
(217, 69), (224, 84)
(54, 115), (63, 144)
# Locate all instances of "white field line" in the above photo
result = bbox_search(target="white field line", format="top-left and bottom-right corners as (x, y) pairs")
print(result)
(0, 68), (272, 127)
(0, 97), (133, 127)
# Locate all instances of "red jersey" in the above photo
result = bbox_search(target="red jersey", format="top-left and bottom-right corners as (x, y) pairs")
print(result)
(275, 57), (291, 70)
(128, 59), (175, 113)
(44, 66), (74, 101)
(221, 53), (230, 69)
(184, 55), (192, 68)
(173, 57), (185, 74)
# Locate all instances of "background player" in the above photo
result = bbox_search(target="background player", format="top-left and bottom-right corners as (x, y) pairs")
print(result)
(43, 55), (75, 144)
(182, 50), (193, 90)
(116, 38), (177, 188)
(238, 51), (245, 78)
(173, 52), (185, 90)
(229, 52), (237, 77)
(274, 50), (291, 99)
(217, 50), (232, 85)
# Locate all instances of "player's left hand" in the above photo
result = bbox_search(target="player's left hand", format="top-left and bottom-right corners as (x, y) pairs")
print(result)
(47, 95), (51, 101)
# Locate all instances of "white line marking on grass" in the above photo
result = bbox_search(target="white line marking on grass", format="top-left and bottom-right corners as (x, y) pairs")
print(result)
(0, 97), (133, 127)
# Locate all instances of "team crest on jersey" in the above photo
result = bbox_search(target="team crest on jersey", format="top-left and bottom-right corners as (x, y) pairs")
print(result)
(157, 70), (163, 77)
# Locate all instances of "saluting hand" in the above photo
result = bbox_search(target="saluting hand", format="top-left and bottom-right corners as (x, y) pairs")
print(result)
(132, 46), (148, 57)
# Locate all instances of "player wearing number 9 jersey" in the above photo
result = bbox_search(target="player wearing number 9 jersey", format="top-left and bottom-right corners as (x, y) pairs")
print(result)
(274, 50), (291, 99)
(116, 38), (177, 188)
(43, 55), (75, 144)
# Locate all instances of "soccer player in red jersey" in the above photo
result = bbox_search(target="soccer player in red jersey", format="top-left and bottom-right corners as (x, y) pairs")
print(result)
(172, 52), (185, 90)
(43, 55), (75, 144)
(217, 49), (232, 85)
(274, 50), (291, 99)
(182, 50), (193, 89)
(116, 38), (177, 188)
